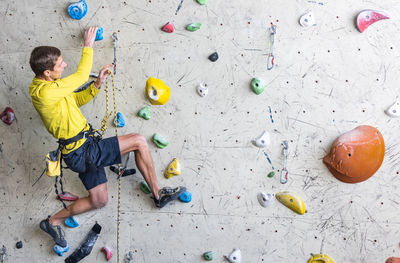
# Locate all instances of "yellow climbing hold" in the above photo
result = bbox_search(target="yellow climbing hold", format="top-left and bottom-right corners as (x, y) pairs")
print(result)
(164, 158), (181, 179)
(275, 191), (306, 215)
(308, 253), (336, 263)
(145, 77), (171, 105)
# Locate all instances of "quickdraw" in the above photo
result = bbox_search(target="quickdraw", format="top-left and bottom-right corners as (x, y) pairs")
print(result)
(280, 140), (289, 184)
(267, 24), (277, 70)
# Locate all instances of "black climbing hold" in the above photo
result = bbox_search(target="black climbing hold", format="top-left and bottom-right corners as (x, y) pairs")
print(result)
(16, 241), (23, 249)
(208, 52), (219, 62)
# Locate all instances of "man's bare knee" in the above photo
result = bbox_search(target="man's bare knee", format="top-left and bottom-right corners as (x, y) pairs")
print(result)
(90, 193), (108, 208)
(129, 133), (148, 150)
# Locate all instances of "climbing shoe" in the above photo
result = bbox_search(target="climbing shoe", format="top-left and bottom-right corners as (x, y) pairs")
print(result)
(39, 217), (67, 248)
(154, 186), (186, 208)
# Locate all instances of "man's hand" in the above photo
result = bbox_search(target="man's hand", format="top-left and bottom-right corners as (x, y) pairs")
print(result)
(84, 27), (98, 48)
(94, 64), (113, 89)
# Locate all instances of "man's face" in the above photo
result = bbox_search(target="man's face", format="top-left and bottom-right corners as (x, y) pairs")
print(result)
(46, 55), (67, 80)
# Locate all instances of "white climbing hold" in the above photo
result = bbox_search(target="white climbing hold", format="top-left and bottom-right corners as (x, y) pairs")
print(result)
(252, 131), (270, 148)
(385, 101), (400, 117)
(225, 248), (242, 263)
(257, 192), (274, 208)
(299, 11), (316, 27)
(197, 83), (208, 97)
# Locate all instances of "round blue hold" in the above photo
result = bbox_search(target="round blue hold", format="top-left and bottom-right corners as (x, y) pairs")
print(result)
(54, 244), (70, 256)
(114, 112), (125, 128)
(68, 0), (88, 20)
(95, 27), (104, 41)
(65, 216), (79, 228)
(179, 191), (192, 203)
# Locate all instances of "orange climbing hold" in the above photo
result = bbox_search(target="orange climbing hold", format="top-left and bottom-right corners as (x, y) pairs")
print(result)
(323, 125), (385, 183)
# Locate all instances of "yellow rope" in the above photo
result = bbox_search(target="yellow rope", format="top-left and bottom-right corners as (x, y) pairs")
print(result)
(104, 73), (122, 263)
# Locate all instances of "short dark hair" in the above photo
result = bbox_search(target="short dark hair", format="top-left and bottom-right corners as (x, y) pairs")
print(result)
(29, 46), (61, 76)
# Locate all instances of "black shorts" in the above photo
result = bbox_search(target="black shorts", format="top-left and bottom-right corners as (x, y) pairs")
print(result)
(63, 136), (121, 190)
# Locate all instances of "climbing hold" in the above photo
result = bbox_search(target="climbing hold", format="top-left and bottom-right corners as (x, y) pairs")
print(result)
(299, 11), (316, 27)
(308, 253), (336, 263)
(186, 22), (202, 31)
(323, 125), (385, 183)
(65, 216), (79, 228)
(357, 10), (389, 33)
(145, 77), (171, 105)
(140, 181), (151, 194)
(267, 171), (275, 178)
(386, 257), (400, 263)
(225, 248), (241, 263)
(257, 192), (274, 208)
(161, 22), (174, 33)
(125, 251), (134, 263)
(252, 131), (270, 148)
(54, 244), (70, 256)
(114, 112), (125, 127)
(152, 133), (169, 149)
(203, 251), (214, 261)
(208, 52), (219, 62)
(65, 223), (101, 263)
(385, 101), (400, 117)
(15, 241), (23, 249)
(138, 106), (151, 120)
(101, 246), (112, 261)
(250, 78), (266, 95)
(276, 191), (306, 215)
(179, 191), (192, 202)
(67, 0), (88, 20)
(164, 158), (181, 179)
(0, 107), (15, 125)
(56, 191), (79, 201)
(196, 0), (207, 5)
(197, 83), (208, 97)
(95, 27), (104, 41)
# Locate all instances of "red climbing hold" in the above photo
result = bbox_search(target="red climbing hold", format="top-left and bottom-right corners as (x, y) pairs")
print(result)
(161, 22), (174, 33)
(56, 192), (79, 201)
(356, 10), (389, 33)
(101, 246), (112, 261)
(0, 107), (15, 125)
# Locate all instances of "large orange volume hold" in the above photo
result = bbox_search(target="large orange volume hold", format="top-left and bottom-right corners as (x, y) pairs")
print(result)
(323, 125), (385, 183)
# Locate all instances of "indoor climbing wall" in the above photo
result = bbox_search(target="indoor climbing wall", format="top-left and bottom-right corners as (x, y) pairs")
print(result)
(1, 0), (400, 262)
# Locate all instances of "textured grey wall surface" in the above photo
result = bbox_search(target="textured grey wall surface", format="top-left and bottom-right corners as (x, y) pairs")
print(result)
(1, 0), (400, 262)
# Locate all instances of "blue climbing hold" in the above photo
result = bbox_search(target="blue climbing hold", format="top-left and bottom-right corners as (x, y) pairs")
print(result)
(179, 191), (192, 203)
(54, 244), (70, 256)
(68, 0), (88, 20)
(95, 27), (104, 41)
(114, 112), (125, 128)
(65, 216), (79, 228)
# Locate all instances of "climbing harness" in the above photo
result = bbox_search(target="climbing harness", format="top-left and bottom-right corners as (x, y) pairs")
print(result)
(267, 24), (277, 70)
(280, 140), (289, 184)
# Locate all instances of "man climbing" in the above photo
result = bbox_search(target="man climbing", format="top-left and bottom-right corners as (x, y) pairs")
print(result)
(29, 27), (185, 248)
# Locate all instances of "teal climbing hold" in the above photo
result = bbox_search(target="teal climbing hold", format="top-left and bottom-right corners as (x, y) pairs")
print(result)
(179, 191), (192, 203)
(68, 0), (87, 20)
(95, 27), (103, 41)
(203, 251), (214, 261)
(114, 112), (125, 127)
(251, 77), (266, 95)
(54, 245), (70, 256)
(140, 181), (151, 194)
(138, 106), (151, 120)
(152, 133), (168, 149)
(186, 23), (202, 32)
(197, 0), (207, 5)
(65, 216), (79, 228)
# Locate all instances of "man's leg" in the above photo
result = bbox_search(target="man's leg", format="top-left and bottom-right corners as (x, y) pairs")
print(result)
(49, 183), (108, 226)
(118, 133), (160, 199)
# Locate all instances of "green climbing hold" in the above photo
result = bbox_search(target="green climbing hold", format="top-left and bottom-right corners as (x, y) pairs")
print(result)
(203, 251), (214, 261)
(196, 0), (207, 5)
(138, 106), (151, 120)
(140, 181), (151, 194)
(152, 133), (169, 149)
(251, 77), (266, 95)
(267, 171), (275, 178)
(186, 22), (202, 32)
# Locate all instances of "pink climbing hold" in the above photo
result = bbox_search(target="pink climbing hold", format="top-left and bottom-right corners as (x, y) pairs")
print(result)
(161, 22), (174, 33)
(101, 246), (112, 261)
(356, 10), (389, 33)
(56, 192), (79, 201)
(0, 107), (15, 125)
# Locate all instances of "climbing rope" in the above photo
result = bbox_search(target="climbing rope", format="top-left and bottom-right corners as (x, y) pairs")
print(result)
(104, 73), (122, 263)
